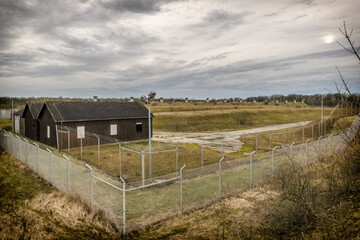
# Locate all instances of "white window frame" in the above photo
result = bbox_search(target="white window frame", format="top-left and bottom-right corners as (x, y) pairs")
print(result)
(110, 124), (117, 136)
(77, 126), (85, 139)
(47, 125), (50, 138)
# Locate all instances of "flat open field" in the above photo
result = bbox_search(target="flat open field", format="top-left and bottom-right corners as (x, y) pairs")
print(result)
(65, 104), (347, 183)
(151, 102), (332, 132)
(150, 101), (311, 113)
(67, 115), (344, 183)
(68, 140), (247, 182)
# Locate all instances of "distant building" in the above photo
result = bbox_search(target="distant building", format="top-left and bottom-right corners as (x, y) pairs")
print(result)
(36, 101), (153, 149)
(21, 103), (43, 141)
(14, 108), (24, 135)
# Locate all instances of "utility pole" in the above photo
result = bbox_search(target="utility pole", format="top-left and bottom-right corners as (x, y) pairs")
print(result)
(11, 99), (14, 132)
(321, 96), (324, 135)
(142, 91), (156, 183)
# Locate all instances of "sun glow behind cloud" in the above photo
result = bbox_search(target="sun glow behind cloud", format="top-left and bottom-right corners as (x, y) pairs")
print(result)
(324, 35), (334, 43)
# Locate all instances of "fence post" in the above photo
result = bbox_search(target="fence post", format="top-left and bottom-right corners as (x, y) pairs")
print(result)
(305, 139), (310, 165)
(302, 128), (304, 144)
(255, 135), (258, 160)
(284, 131), (287, 144)
(115, 139), (122, 177)
(141, 148), (145, 186)
(63, 154), (70, 193)
(6, 131), (9, 152)
(221, 140), (224, 157)
(68, 128), (70, 152)
(292, 130), (295, 142)
(250, 151), (256, 188)
(219, 156), (224, 199)
(80, 134), (83, 160)
(15, 136), (21, 161)
(14, 135), (21, 161)
(239, 136), (242, 166)
(317, 136), (322, 160)
(272, 146), (279, 176)
(46, 148), (54, 185)
(176, 145), (179, 176)
(3, 131), (6, 150)
(84, 163), (93, 210)
(318, 122), (320, 136)
(12, 133), (14, 154)
(290, 142), (295, 158)
(201, 145), (203, 174)
(95, 134), (100, 168)
(312, 124), (314, 139)
(180, 164), (187, 214)
(23, 138), (29, 165)
(269, 134), (272, 157)
(33, 143), (39, 173)
(118, 176), (126, 237)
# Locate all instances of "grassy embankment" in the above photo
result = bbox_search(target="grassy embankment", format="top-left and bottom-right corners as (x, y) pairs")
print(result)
(0, 149), (120, 239)
(152, 103), (332, 132)
(130, 119), (360, 239)
(150, 101), (311, 113)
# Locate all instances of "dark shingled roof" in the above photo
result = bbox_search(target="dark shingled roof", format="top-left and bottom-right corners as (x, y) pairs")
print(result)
(43, 101), (152, 122)
(21, 103), (44, 119)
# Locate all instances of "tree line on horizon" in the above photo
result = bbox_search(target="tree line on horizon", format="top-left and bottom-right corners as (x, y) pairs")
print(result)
(0, 92), (359, 109)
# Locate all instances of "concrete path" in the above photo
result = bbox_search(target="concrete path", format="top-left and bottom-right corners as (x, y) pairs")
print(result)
(153, 121), (311, 153)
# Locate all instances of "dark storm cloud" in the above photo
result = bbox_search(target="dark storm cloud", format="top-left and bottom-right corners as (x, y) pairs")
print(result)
(101, 0), (182, 13)
(203, 9), (252, 26)
(185, 9), (252, 38)
(0, 1), (36, 49)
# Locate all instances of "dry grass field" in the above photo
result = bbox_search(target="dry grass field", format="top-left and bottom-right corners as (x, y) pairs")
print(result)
(151, 102), (333, 132)
(65, 104), (344, 183)
(68, 140), (249, 182)
(0, 150), (121, 239)
(0, 119), (11, 130)
(130, 124), (360, 239)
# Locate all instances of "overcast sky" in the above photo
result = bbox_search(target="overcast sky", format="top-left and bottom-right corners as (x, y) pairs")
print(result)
(0, 0), (359, 99)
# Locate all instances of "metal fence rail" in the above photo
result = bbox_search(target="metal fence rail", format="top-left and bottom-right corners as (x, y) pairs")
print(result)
(0, 113), (359, 235)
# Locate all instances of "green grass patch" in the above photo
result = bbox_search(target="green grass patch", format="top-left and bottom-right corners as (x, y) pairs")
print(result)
(0, 119), (11, 130)
(154, 108), (332, 132)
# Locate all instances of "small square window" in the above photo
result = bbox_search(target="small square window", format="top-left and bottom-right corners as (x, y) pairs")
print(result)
(77, 126), (85, 139)
(110, 124), (117, 135)
(136, 123), (142, 133)
(47, 126), (50, 138)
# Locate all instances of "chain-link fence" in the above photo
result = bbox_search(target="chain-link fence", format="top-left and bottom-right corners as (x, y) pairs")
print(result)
(53, 101), (349, 185)
(0, 130), (125, 234)
(0, 106), (358, 235)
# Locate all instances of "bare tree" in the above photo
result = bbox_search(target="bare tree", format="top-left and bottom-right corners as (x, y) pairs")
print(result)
(337, 21), (360, 62)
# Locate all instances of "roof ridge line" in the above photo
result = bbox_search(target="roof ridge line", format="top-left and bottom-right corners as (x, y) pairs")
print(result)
(52, 102), (65, 122)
